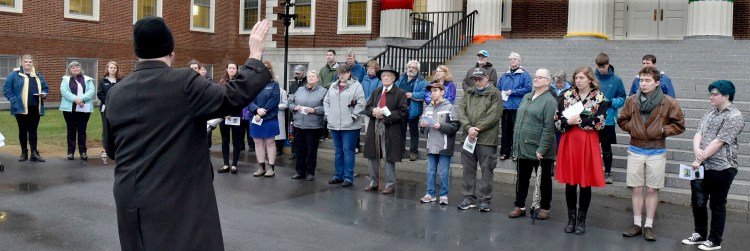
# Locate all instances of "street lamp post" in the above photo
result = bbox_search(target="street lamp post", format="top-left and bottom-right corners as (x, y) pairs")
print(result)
(278, 1), (297, 92)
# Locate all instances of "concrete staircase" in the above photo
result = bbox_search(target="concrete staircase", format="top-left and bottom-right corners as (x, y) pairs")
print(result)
(317, 38), (750, 211)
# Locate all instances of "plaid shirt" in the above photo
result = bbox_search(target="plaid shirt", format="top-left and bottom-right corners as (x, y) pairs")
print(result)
(698, 104), (745, 170)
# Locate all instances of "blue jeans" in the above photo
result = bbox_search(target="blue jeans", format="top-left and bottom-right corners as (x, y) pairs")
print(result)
(426, 153), (451, 197)
(331, 129), (359, 182)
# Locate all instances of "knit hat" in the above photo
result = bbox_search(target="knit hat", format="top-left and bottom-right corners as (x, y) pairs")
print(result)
(133, 16), (175, 59)
(294, 65), (306, 73)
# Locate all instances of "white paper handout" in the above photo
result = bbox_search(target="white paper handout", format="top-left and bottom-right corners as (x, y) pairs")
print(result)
(678, 164), (705, 180)
(421, 115), (435, 127)
(562, 101), (584, 119)
(501, 90), (510, 101)
(462, 136), (476, 153)
(252, 117), (263, 126)
(381, 106), (392, 117)
(0, 132), (6, 147)
(75, 102), (92, 113)
(225, 117), (241, 126)
(101, 104), (105, 112)
(299, 106), (310, 115)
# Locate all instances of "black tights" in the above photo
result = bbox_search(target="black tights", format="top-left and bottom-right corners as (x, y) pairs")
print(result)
(565, 184), (592, 212)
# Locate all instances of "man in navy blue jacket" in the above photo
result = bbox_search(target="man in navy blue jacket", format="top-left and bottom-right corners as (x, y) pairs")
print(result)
(629, 55), (676, 98)
(396, 60), (427, 161)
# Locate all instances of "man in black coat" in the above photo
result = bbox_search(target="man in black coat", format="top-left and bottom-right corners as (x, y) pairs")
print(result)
(363, 65), (408, 194)
(103, 17), (271, 250)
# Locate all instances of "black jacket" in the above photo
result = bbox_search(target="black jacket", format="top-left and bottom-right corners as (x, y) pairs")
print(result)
(103, 59), (270, 251)
(97, 77), (120, 107)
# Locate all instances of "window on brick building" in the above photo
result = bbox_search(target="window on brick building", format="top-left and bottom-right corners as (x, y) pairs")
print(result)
(293, 0), (312, 28)
(412, 0), (426, 12)
(0, 0), (22, 14)
(133, 0), (163, 23)
(191, 0), (215, 33)
(239, 0), (260, 34)
(65, 0), (100, 21)
(0, 55), (20, 83)
(337, 0), (372, 34)
(66, 58), (98, 99)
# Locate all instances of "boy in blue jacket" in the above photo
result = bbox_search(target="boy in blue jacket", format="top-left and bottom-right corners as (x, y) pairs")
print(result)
(594, 52), (627, 184)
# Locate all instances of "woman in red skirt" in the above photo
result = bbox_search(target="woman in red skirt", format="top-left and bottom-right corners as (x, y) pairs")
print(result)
(554, 66), (609, 235)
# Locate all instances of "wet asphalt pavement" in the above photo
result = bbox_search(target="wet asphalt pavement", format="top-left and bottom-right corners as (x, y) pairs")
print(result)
(1, 149), (749, 251)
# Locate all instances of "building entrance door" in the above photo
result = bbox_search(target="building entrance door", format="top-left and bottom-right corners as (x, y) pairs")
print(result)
(626, 0), (687, 40)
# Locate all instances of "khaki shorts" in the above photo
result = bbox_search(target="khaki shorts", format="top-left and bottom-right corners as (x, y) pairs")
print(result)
(626, 150), (667, 189)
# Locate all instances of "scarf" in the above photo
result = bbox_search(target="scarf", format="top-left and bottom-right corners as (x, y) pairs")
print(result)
(69, 75), (85, 94)
(638, 88), (663, 122)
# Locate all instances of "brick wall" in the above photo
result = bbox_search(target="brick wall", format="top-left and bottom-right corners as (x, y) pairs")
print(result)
(0, 0), (251, 102)
(272, 0), (381, 48)
(734, 0), (750, 39)
(504, 0), (568, 39)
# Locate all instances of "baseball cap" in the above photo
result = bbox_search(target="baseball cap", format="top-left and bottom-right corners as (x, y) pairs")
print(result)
(471, 67), (489, 78)
(477, 50), (490, 58)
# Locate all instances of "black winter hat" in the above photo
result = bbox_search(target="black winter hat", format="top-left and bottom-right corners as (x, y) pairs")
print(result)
(133, 16), (175, 59)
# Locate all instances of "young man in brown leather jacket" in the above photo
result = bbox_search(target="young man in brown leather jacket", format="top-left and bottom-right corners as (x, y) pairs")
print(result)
(617, 66), (685, 241)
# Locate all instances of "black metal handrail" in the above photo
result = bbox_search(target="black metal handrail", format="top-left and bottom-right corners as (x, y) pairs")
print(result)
(373, 10), (478, 77)
(410, 11), (465, 40)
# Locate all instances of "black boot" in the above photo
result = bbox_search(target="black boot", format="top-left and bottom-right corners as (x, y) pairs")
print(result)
(564, 209), (577, 233)
(574, 210), (587, 235)
(30, 150), (45, 162)
(18, 150), (28, 162)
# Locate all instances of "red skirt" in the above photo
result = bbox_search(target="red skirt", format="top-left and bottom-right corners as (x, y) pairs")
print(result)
(555, 126), (606, 188)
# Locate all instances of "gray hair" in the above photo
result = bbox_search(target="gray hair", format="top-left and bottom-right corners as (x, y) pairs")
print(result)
(536, 68), (551, 80)
(552, 70), (567, 83)
(306, 69), (319, 78)
(346, 50), (356, 58)
(65, 61), (84, 76)
(508, 52), (521, 61)
(406, 60), (420, 70)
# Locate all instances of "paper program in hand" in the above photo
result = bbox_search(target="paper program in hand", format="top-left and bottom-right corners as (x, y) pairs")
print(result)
(562, 101), (584, 119)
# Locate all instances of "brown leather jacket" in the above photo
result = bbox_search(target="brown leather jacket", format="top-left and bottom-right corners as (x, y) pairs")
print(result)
(617, 95), (685, 148)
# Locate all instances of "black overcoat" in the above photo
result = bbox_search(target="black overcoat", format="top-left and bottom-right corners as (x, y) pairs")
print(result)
(363, 85), (408, 163)
(103, 59), (270, 251)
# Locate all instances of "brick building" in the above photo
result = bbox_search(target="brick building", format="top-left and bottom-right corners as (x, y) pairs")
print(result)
(1, 0), (749, 103)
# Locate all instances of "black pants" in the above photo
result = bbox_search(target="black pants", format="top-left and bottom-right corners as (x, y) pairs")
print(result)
(294, 128), (322, 176)
(500, 109), (517, 157)
(15, 105), (41, 151)
(598, 125), (616, 173)
(691, 168), (737, 245)
(515, 159), (553, 210)
(400, 117), (419, 154)
(63, 111), (91, 154)
(219, 120), (246, 166)
(565, 184), (592, 212)
(244, 121), (254, 150)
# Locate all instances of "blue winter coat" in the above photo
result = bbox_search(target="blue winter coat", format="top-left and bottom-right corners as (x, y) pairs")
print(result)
(247, 81), (280, 120)
(3, 67), (49, 115)
(497, 66), (532, 109)
(361, 74), (382, 102)
(59, 75), (96, 112)
(350, 61), (366, 83)
(629, 73), (676, 98)
(396, 72), (428, 119)
(595, 65), (627, 126)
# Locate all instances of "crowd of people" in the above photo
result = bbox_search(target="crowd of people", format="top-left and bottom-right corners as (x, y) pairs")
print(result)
(3, 44), (744, 250)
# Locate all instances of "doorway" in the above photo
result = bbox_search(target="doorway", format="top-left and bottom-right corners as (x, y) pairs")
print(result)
(626, 0), (687, 40)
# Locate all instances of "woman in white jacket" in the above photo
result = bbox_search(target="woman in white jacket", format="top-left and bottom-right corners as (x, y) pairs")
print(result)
(59, 61), (96, 160)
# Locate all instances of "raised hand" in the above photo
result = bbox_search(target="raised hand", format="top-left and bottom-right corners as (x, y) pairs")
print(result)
(248, 20), (270, 60)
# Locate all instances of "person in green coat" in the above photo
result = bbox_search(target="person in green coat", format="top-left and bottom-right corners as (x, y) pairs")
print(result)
(508, 69), (558, 220)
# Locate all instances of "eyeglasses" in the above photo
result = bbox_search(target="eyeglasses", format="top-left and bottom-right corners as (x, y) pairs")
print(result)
(709, 92), (722, 97)
(532, 76), (549, 80)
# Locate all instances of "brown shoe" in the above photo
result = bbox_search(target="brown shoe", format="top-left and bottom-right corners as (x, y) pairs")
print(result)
(536, 209), (549, 220)
(508, 207), (526, 218)
(364, 185), (378, 192)
(382, 187), (395, 194)
(409, 152), (418, 161)
(643, 227), (657, 241)
(622, 225), (642, 237)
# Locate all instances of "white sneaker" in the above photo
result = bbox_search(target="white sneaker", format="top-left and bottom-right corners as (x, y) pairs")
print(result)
(420, 194), (436, 203)
(698, 240), (721, 250)
(438, 196), (448, 205)
(682, 233), (705, 245)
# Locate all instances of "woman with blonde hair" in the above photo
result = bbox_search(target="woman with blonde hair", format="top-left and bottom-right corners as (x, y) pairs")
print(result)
(425, 65), (457, 104)
(97, 61), (122, 162)
(554, 66), (609, 235)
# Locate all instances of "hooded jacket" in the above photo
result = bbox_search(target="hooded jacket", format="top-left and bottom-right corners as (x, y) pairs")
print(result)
(349, 61), (366, 83)
(595, 65), (627, 126)
(421, 99), (460, 155)
(319, 62), (340, 89)
(324, 79), (365, 130)
(498, 66), (533, 109)
(3, 67), (49, 115)
(361, 73), (382, 102)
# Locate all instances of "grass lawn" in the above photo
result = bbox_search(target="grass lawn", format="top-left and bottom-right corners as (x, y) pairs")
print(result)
(1, 110), (104, 157)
